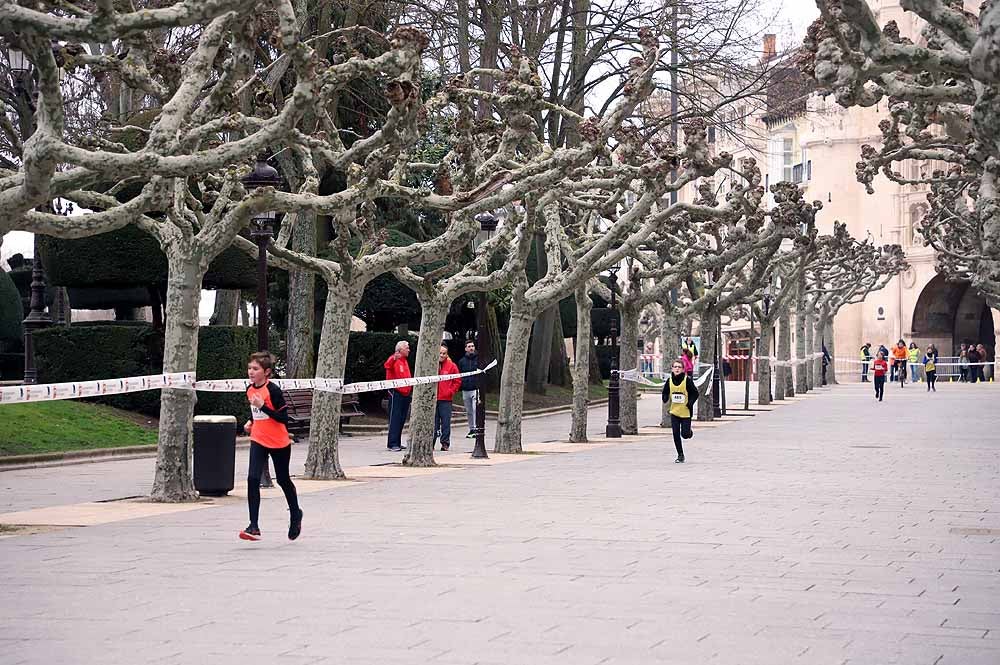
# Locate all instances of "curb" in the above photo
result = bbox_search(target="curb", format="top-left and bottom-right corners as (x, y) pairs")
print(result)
(1, 401), (611, 470)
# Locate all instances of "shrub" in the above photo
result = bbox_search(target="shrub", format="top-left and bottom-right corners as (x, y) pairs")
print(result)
(0, 269), (24, 351)
(33, 324), (273, 420)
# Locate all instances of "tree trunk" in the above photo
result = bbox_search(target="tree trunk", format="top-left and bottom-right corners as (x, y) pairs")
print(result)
(569, 284), (592, 442)
(660, 307), (682, 426)
(804, 311), (815, 390)
(285, 212), (317, 379)
(496, 309), (534, 453)
(150, 251), (205, 502)
(403, 300), (449, 467)
(758, 319), (772, 405)
(525, 306), (554, 394)
(239, 298), (250, 326)
(482, 303), (503, 392)
(548, 310), (570, 387)
(826, 318), (838, 384)
(794, 300), (808, 394)
(774, 309), (795, 399)
(812, 316), (824, 387)
(696, 308), (718, 421)
(303, 284), (359, 480)
(210, 289), (240, 326)
(618, 301), (640, 435)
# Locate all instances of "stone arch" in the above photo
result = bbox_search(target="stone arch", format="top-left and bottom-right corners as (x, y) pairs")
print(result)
(911, 273), (995, 357)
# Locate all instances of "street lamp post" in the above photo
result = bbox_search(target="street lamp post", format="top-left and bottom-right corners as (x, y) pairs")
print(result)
(763, 284), (774, 402)
(242, 156), (281, 351)
(471, 212), (499, 459)
(707, 272), (722, 418)
(744, 304), (752, 411)
(8, 46), (53, 385)
(606, 265), (622, 438)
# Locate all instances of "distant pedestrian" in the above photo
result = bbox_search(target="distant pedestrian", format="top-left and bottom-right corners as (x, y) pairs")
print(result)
(959, 348), (969, 382)
(907, 342), (921, 383)
(922, 345), (937, 392)
(457, 340), (479, 438)
(240, 352), (302, 542)
(680, 347), (694, 375)
(872, 351), (888, 402)
(860, 343), (871, 382)
(891, 339), (908, 386)
(822, 343), (831, 385)
(976, 343), (989, 382)
(384, 340), (413, 451)
(662, 359), (699, 464)
(434, 345), (462, 451)
(967, 344), (981, 383)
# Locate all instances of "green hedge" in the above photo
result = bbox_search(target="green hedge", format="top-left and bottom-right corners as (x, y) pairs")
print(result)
(37, 226), (257, 291)
(33, 324), (272, 421)
(0, 270), (24, 350)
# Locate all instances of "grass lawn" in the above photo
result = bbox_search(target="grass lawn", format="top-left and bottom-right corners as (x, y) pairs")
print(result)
(0, 401), (158, 457)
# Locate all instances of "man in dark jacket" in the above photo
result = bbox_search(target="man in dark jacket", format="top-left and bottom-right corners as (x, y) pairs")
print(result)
(457, 340), (479, 437)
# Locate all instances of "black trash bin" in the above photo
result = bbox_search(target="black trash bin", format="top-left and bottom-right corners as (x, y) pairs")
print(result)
(193, 415), (237, 497)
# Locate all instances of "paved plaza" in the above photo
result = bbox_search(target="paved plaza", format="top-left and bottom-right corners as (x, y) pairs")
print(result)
(1, 381), (999, 665)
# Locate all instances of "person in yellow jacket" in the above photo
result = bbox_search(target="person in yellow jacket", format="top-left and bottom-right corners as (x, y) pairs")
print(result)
(907, 342), (921, 383)
(661, 359), (700, 464)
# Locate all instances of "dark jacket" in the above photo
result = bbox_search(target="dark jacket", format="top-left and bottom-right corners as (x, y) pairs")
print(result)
(661, 373), (700, 412)
(458, 353), (478, 391)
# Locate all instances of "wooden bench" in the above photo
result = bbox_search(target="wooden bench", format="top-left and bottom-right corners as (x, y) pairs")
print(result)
(284, 389), (365, 440)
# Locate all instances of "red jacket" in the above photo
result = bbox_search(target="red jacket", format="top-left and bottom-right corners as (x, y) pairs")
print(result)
(384, 353), (413, 396)
(437, 357), (462, 401)
(872, 358), (888, 377)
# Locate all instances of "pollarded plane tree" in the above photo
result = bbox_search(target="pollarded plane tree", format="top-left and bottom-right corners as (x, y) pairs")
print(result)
(802, 0), (999, 306)
(803, 223), (908, 385)
(258, 29), (674, 474)
(0, 2), (470, 500)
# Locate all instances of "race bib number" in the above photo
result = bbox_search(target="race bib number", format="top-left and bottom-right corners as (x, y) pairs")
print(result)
(251, 404), (267, 420)
(671, 393), (685, 404)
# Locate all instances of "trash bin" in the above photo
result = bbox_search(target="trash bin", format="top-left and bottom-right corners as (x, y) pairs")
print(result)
(193, 415), (237, 497)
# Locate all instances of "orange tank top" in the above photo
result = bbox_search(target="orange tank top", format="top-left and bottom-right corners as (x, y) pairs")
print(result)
(247, 382), (290, 449)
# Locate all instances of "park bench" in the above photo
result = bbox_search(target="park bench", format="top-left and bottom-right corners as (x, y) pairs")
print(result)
(284, 389), (365, 440)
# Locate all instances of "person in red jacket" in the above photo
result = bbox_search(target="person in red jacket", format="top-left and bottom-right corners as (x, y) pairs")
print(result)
(434, 344), (463, 451)
(872, 351), (888, 402)
(384, 340), (412, 451)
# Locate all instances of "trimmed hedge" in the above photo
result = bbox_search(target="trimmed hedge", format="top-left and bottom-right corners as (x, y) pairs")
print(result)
(37, 226), (257, 292)
(345, 331), (418, 383)
(0, 269), (24, 350)
(33, 324), (271, 421)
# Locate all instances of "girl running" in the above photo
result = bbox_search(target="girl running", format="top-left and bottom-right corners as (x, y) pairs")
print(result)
(662, 359), (700, 464)
(240, 352), (303, 542)
(872, 351), (888, 402)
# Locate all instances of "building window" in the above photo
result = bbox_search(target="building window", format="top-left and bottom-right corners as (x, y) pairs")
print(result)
(783, 138), (794, 182)
(806, 160), (812, 181)
(792, 163), (804, 184)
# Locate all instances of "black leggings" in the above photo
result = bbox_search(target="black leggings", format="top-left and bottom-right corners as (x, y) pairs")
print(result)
(926, 370), (936, 389)
(247, 442), (299, 527)
(670, 415), (693, 458)
(874, 375), (885, 400)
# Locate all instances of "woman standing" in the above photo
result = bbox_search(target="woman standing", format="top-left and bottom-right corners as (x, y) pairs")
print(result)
(959, 348), (969, 382)
(907, 342), (921, 383)
(922, 345), (937, 392)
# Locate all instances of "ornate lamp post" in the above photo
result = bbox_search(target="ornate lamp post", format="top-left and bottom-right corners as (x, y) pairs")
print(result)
(242, 156), (281, 351)
(763, 282), (774, 402)
(471, 211), (499, 459)
(606, 264), (622, 438)
(707, 271), (722, 418)
(8, 46), (53, 385)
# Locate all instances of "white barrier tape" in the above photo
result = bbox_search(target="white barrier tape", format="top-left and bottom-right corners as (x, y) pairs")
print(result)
(0, 372), (196, 405)
(192, 377), (345, 392)
(620, 366), (715, 391)
(336, 360), (498, 395)
(835, 358), (995, 367)
(0, 361), (499, 405)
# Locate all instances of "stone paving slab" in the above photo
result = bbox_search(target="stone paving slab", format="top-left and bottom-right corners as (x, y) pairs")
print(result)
(1, 382), (998, 665)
